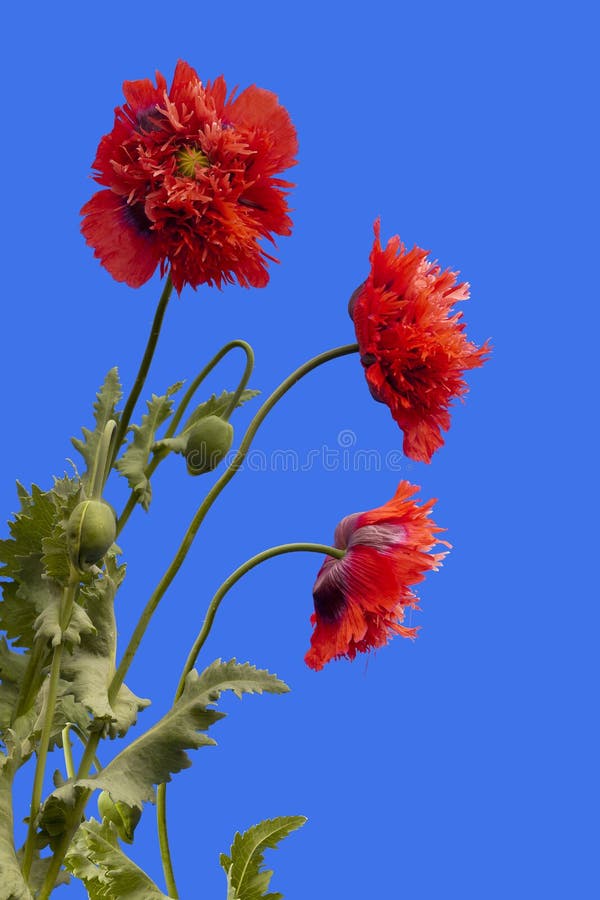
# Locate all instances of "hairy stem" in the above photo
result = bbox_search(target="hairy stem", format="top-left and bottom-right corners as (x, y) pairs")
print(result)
(21, 573), (79, 882)
(111, 274), (173, 467)
(36, 343), (358, 893)
(157, 541), (343, 897)
(109, 343), (358, 703)
(116, 340), (254, 536)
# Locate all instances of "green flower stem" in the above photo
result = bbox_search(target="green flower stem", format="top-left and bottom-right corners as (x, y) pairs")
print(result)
(116, 340), (254, 537)
(37, 343), (358, 895)
(111, 274), (174, 467)
(177, 542), (344, 699)
(67, 723), (103, 773)
(89, 420), (117, 500)
(158, 786), (178, 897)
(37, 727), (102, 899)
(108, 342), (358, 705)
(61, 726), (76, 780)
(21, 572), (79, 882)
(157, 541), (344, 897)
(12, 639), (48, 721)
(171, 339), (255, 434)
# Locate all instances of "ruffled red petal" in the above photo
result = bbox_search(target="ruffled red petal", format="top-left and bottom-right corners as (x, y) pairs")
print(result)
(352, 220), (490, 462)
(81, 61), (297, 292)
(305, 482), (447, 670)
(80, 191), (160, 288)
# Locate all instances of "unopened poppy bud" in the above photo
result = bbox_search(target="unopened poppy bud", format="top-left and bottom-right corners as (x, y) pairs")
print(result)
(66, 499), (116, 571)
(97, 790), (141, 843)
(185, 415), (234, 476)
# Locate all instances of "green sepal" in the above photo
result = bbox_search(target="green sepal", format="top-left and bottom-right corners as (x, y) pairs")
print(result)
(64, 818), (169, 899)
(220, 816), (307, 900)
(115, 382), (183, 510)
(71, 368), (122, 488)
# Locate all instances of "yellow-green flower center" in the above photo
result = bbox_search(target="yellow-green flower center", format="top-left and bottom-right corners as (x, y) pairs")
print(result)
(177, 145), (209, 178)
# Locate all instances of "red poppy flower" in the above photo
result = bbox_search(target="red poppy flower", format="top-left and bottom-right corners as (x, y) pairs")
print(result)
(81, 61), (298, 293)
(350, 221), (490, 463)
(305, 481), (447, 671)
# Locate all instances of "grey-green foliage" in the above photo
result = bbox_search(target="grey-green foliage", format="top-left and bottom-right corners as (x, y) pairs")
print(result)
(115, 382), (183, 510)
(0, 478), (86, 652)
(0, 738), (34, 899)
(0, 638), (27, 732)
(60, 555), (149, 739)
(220, 816), (307, 900)
(43, 660), (288, 835)
(71, 368), (122, 487)
(0, 478), (98, 760)
(65, 819), (169, 899)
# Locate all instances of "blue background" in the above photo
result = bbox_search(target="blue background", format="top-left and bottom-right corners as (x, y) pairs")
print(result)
(1, 2), (597, 897)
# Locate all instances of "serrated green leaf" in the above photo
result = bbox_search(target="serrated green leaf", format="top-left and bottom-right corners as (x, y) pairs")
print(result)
(71, 368), (122, 485)
(15, 848), (70, 894)
(34, 591), (95, 649)
(194, 658), (289, 702)
(0, 740), (34, 899)
(0, 484), (55, 581)
(65, 819), (169, 899)
(182, 388), (260, 433)
(0, 638), (28, 731)
(221, 816), (307, 900)
(115, 383), (183, 511)
(60, 556), (149, 739)
(41, 478), (85, 584)
(48, 661), (286, 819)
(32, 680), (94, 752)
(74, 670), (224, 809)
(0, 478), (85, 652)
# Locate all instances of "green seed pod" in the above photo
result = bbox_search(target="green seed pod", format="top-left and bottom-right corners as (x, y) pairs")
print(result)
(97, 790), (141, 844)
(66, 499), (117, 571)
(185, 415), (234, 476)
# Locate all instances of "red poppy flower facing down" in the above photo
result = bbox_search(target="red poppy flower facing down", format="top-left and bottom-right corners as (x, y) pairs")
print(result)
(305, 481), (447, 671)
(81, 61), (298, 293)
(350, 221), (490, 463)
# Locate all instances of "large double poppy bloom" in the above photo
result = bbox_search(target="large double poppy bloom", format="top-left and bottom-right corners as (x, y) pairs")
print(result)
(306, 481), (447, 670)
(81, 61), (298, 293)
(350, 221), (490, 463)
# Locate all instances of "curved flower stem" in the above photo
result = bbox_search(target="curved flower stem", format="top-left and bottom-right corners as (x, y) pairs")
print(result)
(109, 343), (358, 704)
(111, 274), (174, 468)
(157, 541), (344, 897)
(37, 344), (358, 895)
(171, 339), (255, 434)
(61, 725), (76, 780)
(21, 572), (79, 882)
(177, 542), (344, 697)
(116, 340), (254, 537)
